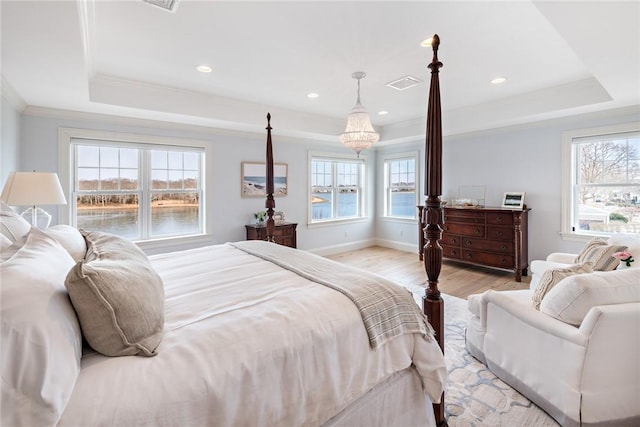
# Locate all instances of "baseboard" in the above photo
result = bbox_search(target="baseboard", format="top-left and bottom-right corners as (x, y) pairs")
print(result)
(307, 239), (376, 256)
(308, 238), (418, 257)
(374, 239), (417, 254)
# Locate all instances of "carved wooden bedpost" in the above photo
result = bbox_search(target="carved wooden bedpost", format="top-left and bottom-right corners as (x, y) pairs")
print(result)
(265, 113), (276, 243)
(422, 34), (447, 427)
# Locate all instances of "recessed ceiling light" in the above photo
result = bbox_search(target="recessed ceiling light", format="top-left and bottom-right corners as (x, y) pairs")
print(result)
(307, 93), (319, 99)
(420, 38), (434, 47)
(491, 77), (507, 84)
(378, 110), (389, 115)
(196, 65), (213, 73)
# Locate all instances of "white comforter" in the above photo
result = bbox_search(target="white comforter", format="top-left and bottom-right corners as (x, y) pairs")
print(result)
(58, 242), (446, 427)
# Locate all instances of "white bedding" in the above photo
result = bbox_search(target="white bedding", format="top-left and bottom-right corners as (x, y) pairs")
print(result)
(58, 242), (446, 426)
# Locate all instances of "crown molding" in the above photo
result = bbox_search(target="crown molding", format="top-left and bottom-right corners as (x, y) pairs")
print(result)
(1, 76), (27, 112)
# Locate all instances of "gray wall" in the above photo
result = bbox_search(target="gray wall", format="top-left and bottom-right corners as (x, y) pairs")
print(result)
(1, 93), (20, 184)
(18, 110), (375, 254)
(375, 106), (640, 262)
(8, 105), (639, 260)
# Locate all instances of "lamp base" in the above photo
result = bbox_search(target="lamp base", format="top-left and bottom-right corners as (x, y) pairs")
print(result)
(20, 206), (52, 229)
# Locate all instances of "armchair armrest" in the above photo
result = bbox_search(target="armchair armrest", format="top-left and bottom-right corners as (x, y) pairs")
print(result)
(546, 252), (577, 263)
(484, 290), (588, 346)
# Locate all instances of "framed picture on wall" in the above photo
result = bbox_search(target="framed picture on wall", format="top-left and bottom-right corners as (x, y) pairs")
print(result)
(241, 162), (288, 197)
(502, 192), (525, 209)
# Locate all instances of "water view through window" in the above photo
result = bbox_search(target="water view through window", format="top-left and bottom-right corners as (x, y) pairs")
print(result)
(74, 144), (202, 239)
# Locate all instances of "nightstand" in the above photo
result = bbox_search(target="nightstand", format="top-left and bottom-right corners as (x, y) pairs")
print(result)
(245, 222), (297, 248)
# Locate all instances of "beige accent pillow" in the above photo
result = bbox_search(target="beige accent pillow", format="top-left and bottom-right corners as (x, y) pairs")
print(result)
(575, 237), (627, 271)
(531, 262), (594, 310)
(65, 230), (165, 357)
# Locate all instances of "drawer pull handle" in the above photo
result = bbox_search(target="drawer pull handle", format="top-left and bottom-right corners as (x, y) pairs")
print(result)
(496, 231), (503, 237)
(474, 229), (481, 235)
(465, 241), (472, 247)
(466, 253), (473, 259)
(501, 245), (507, 250)
(496, 217), (503, 222)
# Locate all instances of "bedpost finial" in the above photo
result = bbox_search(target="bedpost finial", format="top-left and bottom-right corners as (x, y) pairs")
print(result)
(431, 34), (440, 50)
(266, 112), (272, 130)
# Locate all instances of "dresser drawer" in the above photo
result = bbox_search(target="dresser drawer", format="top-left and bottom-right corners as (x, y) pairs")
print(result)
(442, 245), (460, 259)
(272, 226), (294, 236)
(440, 234), (461, 246)
(462, 238), (513, 254)
(443, 223), (485, 237)
(487, 226), (513, 241)
(461, 249), (514, 268)
(444, 210), (484, 224)
(486, 213), (514, 225)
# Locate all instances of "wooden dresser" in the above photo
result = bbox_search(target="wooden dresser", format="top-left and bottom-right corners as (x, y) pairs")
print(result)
(245, 222), (297, 248)
(419, 206), (530, 281)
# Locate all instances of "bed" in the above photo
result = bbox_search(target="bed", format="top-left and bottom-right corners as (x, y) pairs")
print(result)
(1, 36), (448, 427)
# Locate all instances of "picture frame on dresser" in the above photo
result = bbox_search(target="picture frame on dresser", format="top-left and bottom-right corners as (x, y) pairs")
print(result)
(502, 192), (525, 209)
(241, 162), (288, 197)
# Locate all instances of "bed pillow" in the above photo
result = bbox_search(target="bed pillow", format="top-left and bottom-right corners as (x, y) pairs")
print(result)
(44, 225), (87, 261)
(65, 230), (165, 357)
(0, 201), (31, 242)
(0, 233), (11, 250)
(540, 268), (640, 326)
(574, 237), (627, 271)
(1, 228), (81, 427)
(531, 262), (593, 310)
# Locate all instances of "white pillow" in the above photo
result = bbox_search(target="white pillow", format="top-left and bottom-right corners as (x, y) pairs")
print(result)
(44, 225), (87, 262)
(1, 228), (82, 427)
(0, 201), (31, 242)
(0, 233), (12, 250)
(531, 262), (593, 310)
(540, 268), (640, 326)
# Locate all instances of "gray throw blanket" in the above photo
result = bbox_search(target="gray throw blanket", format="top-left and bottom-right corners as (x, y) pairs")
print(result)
(229, 241), (434, 349)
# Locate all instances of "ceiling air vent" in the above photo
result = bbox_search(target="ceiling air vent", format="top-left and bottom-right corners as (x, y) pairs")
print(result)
(142, 0), (179, 12)
(386, 76), (422, 91)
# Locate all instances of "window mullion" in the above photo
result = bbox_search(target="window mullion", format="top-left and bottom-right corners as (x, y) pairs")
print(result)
(140, 150), (150, 239)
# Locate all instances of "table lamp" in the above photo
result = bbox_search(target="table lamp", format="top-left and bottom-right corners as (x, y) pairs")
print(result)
(1, 171), (67, 228)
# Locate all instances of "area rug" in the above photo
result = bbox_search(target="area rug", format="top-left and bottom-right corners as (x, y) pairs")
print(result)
(405, 285), (560, 426)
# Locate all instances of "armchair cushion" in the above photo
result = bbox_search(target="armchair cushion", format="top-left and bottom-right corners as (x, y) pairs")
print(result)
(531, 262), (593, 310)
(574, 237), (627, 271)
(540, 268), (640, 326)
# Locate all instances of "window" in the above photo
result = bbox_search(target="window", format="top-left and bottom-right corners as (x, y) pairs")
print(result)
(61, 129), (206, 242)
(384, 154), (418, 219)
(310, 155), (365, 223)
(562, 124), (640, 238)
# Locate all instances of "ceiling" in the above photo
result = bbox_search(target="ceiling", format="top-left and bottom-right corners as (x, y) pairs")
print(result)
(2, 1), (639, 144)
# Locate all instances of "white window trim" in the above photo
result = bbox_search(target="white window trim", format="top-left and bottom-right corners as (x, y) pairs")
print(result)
(307, 150), (369, 227)
(58, 127), (213, 247)
(381, 151), (420, 221)
(561, 122), (640, 242)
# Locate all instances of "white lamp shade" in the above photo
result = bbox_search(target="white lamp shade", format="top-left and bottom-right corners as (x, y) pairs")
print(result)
(1, 172), (67, 206)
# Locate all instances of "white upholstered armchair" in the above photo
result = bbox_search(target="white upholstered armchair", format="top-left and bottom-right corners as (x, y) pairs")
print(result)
(466, 267), (640, 427)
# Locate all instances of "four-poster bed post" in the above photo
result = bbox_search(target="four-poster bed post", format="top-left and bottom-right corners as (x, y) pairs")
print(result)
(264, 113), (276, 243)
(422, 34), (447, 427)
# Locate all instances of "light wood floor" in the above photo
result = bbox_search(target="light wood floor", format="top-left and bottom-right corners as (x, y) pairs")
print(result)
(326, 246), (530, 300)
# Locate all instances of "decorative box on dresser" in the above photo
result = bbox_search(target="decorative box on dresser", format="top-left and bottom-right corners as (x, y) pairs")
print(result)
(419, 206), (530, 281)
(245, 222), (297, 248)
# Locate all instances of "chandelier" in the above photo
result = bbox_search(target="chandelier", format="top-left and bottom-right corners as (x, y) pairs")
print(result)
(339, 72), (380, 157)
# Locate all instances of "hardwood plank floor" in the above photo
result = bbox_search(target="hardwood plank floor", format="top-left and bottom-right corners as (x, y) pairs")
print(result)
(326, 246), (530, 300)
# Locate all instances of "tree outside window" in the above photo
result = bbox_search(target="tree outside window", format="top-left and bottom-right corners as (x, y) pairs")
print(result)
(572, 131), (640, 234)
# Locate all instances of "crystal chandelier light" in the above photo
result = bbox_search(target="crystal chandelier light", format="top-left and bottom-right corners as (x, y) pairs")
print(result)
(339, 72), (380, 157)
